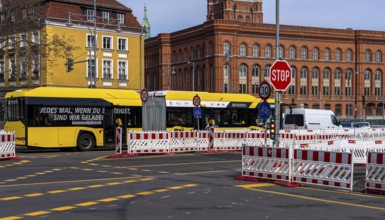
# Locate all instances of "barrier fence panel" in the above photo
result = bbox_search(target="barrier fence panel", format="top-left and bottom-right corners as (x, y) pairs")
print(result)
(0, 132), (16, 160)
(366, 152), (385, 192)
(214, 130), (245, 151)
(242, 146), (291, 182)
(169, 131), (201, 153)
(127, 131), (169, 154)
(292, 149), (353, 191)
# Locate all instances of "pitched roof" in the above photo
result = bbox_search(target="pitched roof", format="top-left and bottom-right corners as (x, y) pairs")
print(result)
(51, 0), (132, 12)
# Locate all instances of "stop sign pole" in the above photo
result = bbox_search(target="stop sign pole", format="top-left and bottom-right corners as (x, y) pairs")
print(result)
(274, 0), (280, 148)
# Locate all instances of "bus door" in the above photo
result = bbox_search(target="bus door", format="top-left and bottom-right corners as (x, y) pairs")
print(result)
(104, 108), (115, 146)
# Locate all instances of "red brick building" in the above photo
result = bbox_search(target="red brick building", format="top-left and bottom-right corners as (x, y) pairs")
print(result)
(144, 0), (385, 120)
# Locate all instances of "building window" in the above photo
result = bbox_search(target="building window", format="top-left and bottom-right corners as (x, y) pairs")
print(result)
(32, 55), (40, 78)
(300, 86), (307, 95)
(346, 69), (352, 96)
(239, 64), (247, 77)
(224, 41), (230, 54)
(87, 59), (96, 78)
(224, 65), (229, 76)
(323, 86), (330, 96)
(20, 56), (28, 79)
(289, 46), (296, 59)
(87, 34), (95, 48)
(279, 46), (284, 59)
(312, 68), (319, 79)
(103, 60), (112, 79)
(324, 48), (330, 61)
(376, 50), (382, 63)
(239, 84), (246, 93)
(335, 68), (342, 79)
(9, 36), (16, 49)
(252, 65), (259, 77)
(301, 47), (307, 60)
(264, 65), (271, 78)
(32, 32), (39, 44)
(118, 61), (127, 80)
(9, 59), (16, 79)
(335, 49), (342, 61)
(312, 86), (318, 95)
(86, 9), (95, 21)
(116, 13), (124, 24)
(103, 36), (112, 49)
(364, 69), (371, 80)
(312, 48), (319, 60)
(118, 38), (127, 51)
(324, 68), (330, 79)
(335, 87), (341, 96)
(20, 33), (27, 47)
(0, 60), (4, 81)
(346, 50), (352, 62)
(365, 49), (371, 62)
(300, 67), (307, 79)
(253, 44), (259, 57)
(265, 45), (272, 58)
(102, 11), (110, 22)
(240, 43), (246, 57)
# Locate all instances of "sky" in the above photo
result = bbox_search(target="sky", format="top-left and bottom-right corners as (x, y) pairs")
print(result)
(122, 0), (385, 37)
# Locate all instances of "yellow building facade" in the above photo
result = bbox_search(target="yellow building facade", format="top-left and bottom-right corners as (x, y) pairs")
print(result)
(0, 0), (144, 94)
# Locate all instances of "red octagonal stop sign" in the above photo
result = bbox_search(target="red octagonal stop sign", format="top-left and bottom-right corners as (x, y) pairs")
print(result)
(269, 59), (292, 91)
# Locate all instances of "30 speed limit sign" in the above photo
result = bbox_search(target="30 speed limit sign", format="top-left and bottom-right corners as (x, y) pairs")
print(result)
(258, 81), (271, 100)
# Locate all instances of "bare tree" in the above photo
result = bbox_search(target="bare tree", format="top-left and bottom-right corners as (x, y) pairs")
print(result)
(0, 0), (78, 81)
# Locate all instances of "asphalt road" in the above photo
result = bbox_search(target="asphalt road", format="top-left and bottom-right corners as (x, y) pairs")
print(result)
(0, 148), (384, 220)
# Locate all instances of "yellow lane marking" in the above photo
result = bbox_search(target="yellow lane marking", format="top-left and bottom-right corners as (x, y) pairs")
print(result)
(237, 183), (276, 188)
(50, 206), (75, 211)
(0, 177), (154, 202)
(76, 202), (99, 207)
(24, 211), (50, 217)
(98, 198), (119, 202)
(0, 176), (145, 188)
(136, 191), (154, 196)
(0, 183), (198, 220)
(237, 185), (385, 211)
(0, 196), (22, 201)
(124, 160), (239, 169)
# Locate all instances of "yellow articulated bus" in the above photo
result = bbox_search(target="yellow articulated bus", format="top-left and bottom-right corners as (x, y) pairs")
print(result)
(142, 91), (275, 131)
(4, 87), (142, 151)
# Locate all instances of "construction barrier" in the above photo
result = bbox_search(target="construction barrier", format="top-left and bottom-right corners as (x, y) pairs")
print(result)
(115, 127), (122, 155)
(127, 131), (169, 154)
(0, 132), (16, 160)
(365, 152), (385, 192)
(292, 149), (353, 191)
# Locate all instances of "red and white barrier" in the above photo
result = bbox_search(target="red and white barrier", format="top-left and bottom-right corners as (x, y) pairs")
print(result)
(0, 132), (16, 160)
(127, 131), (169, 154)
(292, 149), (353, 191)
(115, 127), (122, 155)
(366, 152), (385, 192)
(242, 146), (291, 182)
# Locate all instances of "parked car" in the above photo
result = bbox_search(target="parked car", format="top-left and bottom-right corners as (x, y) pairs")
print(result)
(355, 122), (371, 128)
(341, 121), (371, 129)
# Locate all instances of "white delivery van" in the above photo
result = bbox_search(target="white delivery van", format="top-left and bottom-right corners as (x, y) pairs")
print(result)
(283, 108), (342, 129)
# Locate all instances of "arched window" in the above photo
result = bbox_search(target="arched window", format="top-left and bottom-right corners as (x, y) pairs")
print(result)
(300, 67), (308, 95)
(265, 45), (272, 58)
(365, 49), (372, 62)
(240, 43), (246, 57)
(324, 48), (330, 61)
(224, 41), (230, 55)
(289, 46), (296, 59)
(301, 47), (307, 60)
(335, 68), (342, 79)
(346, 49), (352, 62)
(313, 48), (319, 60)
(264, 65), (271, 78)
(376, 50), (382, 63)
(335, 49), (342, 61)
(323, 68), (330, 79)
(252, 65), (259, 77)
(279, 46), (284, 59)
(239, 64), (247, 77)
(252, 44), (259, 57)
(364, 69), (372, 96)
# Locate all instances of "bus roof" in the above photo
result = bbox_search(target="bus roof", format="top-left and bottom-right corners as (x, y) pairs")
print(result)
(148, 90), (274, 108)
(5, 87), (142, 106)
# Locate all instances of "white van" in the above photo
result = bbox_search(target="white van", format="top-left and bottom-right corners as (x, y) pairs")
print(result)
(283, 108), (342, 129)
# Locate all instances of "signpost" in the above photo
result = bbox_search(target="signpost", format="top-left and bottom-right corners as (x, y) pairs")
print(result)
(258, 80), (271, 100)
(192, 94), (201, 130)
(140, 88), (149, 103)
(270, 59), (292, 147)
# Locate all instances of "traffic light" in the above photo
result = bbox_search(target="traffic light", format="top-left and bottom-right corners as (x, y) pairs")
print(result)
(269, 117), (276, 140)
(66, 58), (74, 72)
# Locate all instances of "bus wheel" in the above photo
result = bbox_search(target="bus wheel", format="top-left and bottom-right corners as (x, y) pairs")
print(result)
(77, 133), (95, 151)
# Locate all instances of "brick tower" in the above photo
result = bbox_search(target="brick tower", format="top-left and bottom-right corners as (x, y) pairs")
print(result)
(207, 0), (263, 23)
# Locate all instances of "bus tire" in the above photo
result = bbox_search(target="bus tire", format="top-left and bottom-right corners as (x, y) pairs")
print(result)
(77, 133), (95, 151)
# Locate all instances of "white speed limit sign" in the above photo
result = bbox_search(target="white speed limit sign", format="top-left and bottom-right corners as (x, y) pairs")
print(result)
(258, 80), (271, 100)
